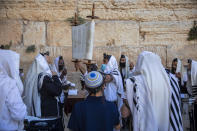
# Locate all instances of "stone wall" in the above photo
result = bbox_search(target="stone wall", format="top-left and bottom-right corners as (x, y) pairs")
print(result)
(0, 0), (197, 77)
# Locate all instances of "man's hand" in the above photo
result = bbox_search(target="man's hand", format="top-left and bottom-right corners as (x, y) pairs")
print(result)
(121, 104), (131, 118)
(52, 71), (57, 76)
(114, 124), (121, 130)
(60, 68), (67, 79)
(104, 75), (113, 83)
(175, 72), (181, 79)
(62, 68), (67, 76)
(74, 61), (80, 71)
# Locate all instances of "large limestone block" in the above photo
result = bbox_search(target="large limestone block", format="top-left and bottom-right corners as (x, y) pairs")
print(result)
(47, 21), (72, 46)
(139, 21), (194, 45)
(6, 9), (74, 21)
(23, 21), (46, 46)
(94, 20), (139, 46)
(1, 0), (196, 21)
(140, 21), (193, 33)
(93, 45), (167, 67)
(0, 20), (22, 45)
(167, 41), (197, 67)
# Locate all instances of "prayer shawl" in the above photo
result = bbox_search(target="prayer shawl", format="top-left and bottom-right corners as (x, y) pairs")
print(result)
(131, 51), (171, 131)
(104, 55), (124, 126)
(0, 49), (23, 95)
(119, 56), (130, 80)
(104, 56), (125, 100)
(191, 60), (197, 97)
(23, 54), (52, 117)
(129, 66), (136, 77)
(53, 56), (68, 84)
(53, 56), (61, 76)
(166, 71), (183, 131)
(126, 75), (158, 131)
(72, 20), (95, 60)
(0, 50), (26, 130)
(52, 56), (67, 103)
(176, 59), (182, 73)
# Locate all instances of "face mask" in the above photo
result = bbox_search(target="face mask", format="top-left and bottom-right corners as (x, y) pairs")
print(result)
(101, 64), (106, 72)
(20, 73), (24, 77)
(59, 65), (64, 71)
(120, 62), (126, 68)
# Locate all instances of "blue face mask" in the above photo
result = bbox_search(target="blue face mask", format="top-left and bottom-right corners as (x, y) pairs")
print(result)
(101, 64), (106, 72)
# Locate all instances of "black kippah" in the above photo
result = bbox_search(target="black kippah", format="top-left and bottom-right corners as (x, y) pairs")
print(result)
(103, 53), (111, 60)
(121, 55), (125, 58)
(59, 56), (63, 60)
(44, 51), (49, 56)
(188, 59), (192, 64)
(172, 58), (178, 62)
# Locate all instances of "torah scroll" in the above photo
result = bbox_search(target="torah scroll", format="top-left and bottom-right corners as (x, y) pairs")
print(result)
(72, 20), (95, 60)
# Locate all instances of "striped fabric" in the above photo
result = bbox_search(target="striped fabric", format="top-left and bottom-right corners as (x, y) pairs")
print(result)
(168, 73), (183, 131)
(192, 85), (197, 97)
(84, 71), (103, 88)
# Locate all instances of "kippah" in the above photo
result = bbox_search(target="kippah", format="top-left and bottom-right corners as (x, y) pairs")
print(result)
(121, 55), (125, 58)
(84, 71), (104, 88)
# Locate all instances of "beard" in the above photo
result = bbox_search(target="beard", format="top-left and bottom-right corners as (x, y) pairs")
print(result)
(171, 67), (176, 74)
(120, 62), (126, 68)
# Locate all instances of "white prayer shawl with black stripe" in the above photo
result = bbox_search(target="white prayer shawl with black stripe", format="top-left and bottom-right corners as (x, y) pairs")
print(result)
(167, 73), (183, 131)
(23, 54), (52, 117)
(119, 56), (130, 80)
(104, 56), (124, 127)
(191, 60), (197, 97)
(176, 59), (182, 73)
(52, 56), (66, 104)
(132, 51), (171, 131)
(104, 56), (125, 102)
(126, 75), (158, 131)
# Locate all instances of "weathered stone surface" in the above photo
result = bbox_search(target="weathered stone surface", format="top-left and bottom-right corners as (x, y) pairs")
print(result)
(47, 20), (139, 47)
(23, 21), (46, 46)
(0, 0), (196, 95)
(95, 20), (139, 46)
(93, 45), (167, 66)
(139, 21), (194, 45)
(167, 41), (197, 67)
(0, 0), (196, 21)
(47, 22), (72, 46)
(0, 20), (22, 45)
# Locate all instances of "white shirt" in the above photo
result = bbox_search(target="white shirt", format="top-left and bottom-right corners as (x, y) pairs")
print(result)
(104, 78), (118, 102)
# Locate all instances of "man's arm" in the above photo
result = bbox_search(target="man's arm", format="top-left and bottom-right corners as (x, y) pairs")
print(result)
(104, 74), (113, 83)
(115, 124), (121, 130)
(74, 62), (86, 75)
(42, 75), (62, 96)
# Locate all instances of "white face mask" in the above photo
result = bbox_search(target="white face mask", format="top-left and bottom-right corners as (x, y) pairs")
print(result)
(20, 73), (24, 77)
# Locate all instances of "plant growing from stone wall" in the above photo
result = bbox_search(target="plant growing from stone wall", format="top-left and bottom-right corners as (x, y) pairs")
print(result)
(66, 16), (86, 25)
(187, 21), (197, 41)
(0, 41), (12, 49)
(26, 45), (36, 53)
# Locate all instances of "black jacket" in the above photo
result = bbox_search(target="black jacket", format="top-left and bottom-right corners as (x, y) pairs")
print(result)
(40, 75), (62, 117)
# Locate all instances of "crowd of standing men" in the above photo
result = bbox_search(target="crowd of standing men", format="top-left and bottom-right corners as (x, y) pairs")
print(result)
(0, 48), (197, 131)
